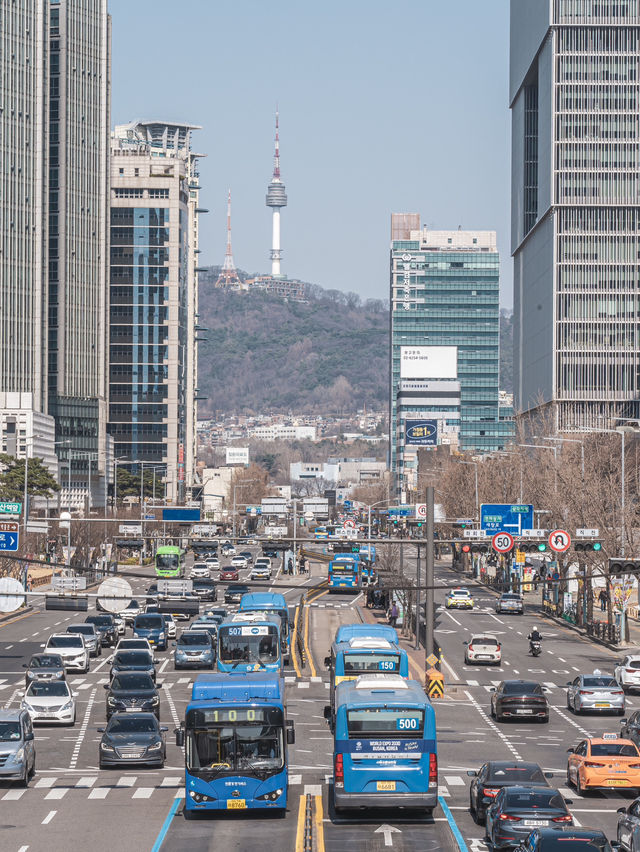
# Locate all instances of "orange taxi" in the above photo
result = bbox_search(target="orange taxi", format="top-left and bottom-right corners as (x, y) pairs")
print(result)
(566, 734), (640, 795)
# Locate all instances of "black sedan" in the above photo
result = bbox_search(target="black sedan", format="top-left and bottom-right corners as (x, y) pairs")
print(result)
(110, 650), (156, 683)
(468, 761), (552, 824)
(23, 653), (66, 686)
(515, 827), (613, 851)
(104, 672), (162, 719)
(98, 712), (167, 769)
(491, 680), (549, 723)
(224, 583), (250, 604)
(486, 786), (573, 849)
(620, 711), (640, 747)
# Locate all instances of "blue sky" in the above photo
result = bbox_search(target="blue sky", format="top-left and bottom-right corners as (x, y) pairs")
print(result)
(109, 0), (512, 306)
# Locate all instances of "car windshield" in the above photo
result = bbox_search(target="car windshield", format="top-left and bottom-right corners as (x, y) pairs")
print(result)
(107, 717), (158, 734)
(582, 677), (618, 688)
(591, 742), (639, 756)
(452, 590), (470, 596)
(126, 601), (140, 610)
(539, 843), (611, 852)
(30, 655), (63, 668)
(504, 790), (565, 809)
(227, 586), (248, 594)
(48, 636), (82, 648)
(472, 637), (499, 646)
(503, 682), (542, 694)
(114, 652), (152, 665)
(135, 616), (163, 629)
(87, 616), (112, 626)
(218, 626), (279, 664)
(502, 594), (520, 600)
(119, 640), (148, 649)
(111, 674), (154, 691)
(27, 682), (69, 697)
(68, 626), (93, 636)
(0, 721), (21, 741)
(488, 765), (546, 783)
(179, 633), (210, 646)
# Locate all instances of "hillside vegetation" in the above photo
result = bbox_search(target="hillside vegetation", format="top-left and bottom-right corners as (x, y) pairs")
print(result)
(197, 289), (389, 415)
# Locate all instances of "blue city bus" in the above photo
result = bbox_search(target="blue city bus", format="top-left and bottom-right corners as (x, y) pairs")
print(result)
(326, 637), (410, 727)
(314, 526), (328, 540)
(238, 592), (291, 665)
(333, 675), (437, 815)
(217, 614), (283, 674)
(359, 545), (377, 585)
(176, 673), (295, 814)
(335, 624), (399, 644)
(328, 555), (361, 592)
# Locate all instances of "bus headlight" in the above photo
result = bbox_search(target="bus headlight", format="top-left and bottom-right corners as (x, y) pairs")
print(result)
(257, 789), (283, 801)
(189, 791), (215, 802)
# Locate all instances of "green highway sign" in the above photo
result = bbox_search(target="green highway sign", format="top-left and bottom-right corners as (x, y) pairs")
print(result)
(0, 502), (21, 515)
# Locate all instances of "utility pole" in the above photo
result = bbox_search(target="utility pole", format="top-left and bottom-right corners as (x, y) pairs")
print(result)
(425, 485), (435, 678)
(415, 544), (421, 650)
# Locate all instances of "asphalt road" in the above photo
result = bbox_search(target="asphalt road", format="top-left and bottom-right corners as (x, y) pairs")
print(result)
(0, 547), (634, 851)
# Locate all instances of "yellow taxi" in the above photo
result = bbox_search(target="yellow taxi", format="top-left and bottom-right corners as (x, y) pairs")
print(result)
(566, 733), (640, 795)
(445, 588), (475, 609)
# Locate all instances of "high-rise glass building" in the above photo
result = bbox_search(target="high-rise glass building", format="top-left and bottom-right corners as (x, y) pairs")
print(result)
(109, 121), (203, 503)
(511, 0), (640, 429)
(0, 0), (111, 508)
(390, 217), (508, 493)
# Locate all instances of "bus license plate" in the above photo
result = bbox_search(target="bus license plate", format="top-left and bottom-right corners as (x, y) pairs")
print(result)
(376, 781), (396, 792)
(227, 799), (246, 809)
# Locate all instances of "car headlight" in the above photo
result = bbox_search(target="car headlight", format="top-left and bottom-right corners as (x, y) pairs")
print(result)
(159, 633), (165, 640)
(12, 747), (25, 763)
(107, 697), (116, 706)
(100, 743), (114, 752)
(148, 741), (162, 750)
(151, 696), (159, 705)
(60, 701), (73, 712)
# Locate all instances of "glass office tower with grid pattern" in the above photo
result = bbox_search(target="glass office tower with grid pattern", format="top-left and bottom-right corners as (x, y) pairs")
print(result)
(511, 0), (640, 430)
(389, 218), (509, 493)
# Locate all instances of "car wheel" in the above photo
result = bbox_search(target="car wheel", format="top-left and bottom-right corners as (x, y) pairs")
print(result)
(576, 773), (586, 796)
(619, 708), (626, 716)
(469, 794), (478, 822)
(19, 765), (29, 788)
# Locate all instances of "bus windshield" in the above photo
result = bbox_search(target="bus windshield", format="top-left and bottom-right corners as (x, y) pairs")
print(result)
(156, 553), (179, 572)
(186, 708), (284, 777)
(343, 653), (401, 675)
(347, 707), (425, 738)
(218, 626), (279, 665)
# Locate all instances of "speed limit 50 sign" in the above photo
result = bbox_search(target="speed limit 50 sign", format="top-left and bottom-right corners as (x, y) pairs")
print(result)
(492, 532), (515, 553)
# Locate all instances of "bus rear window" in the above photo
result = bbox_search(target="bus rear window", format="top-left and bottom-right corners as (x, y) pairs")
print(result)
(347, 707), (425, 737)
(343, 654), (400, 675)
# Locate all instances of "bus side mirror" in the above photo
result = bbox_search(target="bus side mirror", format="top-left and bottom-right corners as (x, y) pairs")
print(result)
(324, 657), (331, 668)
(286, 720), (295, 745)
(175, 727), (185, 747)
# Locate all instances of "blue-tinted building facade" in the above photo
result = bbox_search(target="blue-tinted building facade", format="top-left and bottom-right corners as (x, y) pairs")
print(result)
(390, 220), (512, 490)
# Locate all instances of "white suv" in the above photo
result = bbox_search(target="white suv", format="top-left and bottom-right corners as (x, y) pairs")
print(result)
(44, 634), (89, 673)
(251, 559), (272, 580)
(615, 655), (640, 693)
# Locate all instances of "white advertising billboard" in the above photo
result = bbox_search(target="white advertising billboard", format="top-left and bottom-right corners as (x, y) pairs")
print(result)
(226, 447), (249, 466)
(400, 346), (457, 379)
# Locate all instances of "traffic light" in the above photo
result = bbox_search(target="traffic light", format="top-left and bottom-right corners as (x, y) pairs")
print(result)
(462, 544), (471, 553)
(520, 542), (547, 553)
(609, 557), (640, 574)
(575, 541), (602, 552)
(470, 543), (489, 554)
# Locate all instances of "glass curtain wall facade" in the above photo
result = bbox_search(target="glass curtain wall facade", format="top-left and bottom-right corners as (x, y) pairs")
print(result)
(390, 224), (508, 489)
(512, 0), (640, 429)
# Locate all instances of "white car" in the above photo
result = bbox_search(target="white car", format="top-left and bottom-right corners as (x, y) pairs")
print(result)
(163, 613), (177, 639)
(114, 638), (153, 656)
(231, 555), (248, 569)
(250, 562), (272, 581)
(464, 634), (502, 665)
(22, 680), (76, 725)
(44, 634), (90, 672)
(190, 562), (210, 579)
(615, 655), (640, 693)
(205, 558), (220, 571)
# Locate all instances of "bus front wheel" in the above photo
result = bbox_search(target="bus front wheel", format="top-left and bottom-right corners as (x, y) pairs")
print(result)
(422, 808), (434, 818)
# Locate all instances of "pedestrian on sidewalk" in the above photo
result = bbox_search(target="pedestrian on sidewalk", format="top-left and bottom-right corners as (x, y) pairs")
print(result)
(388, 602), (398, 628)
(532, 571), (540, 592)
(26, 575), (33, 593)
(599, 587), (609, 613)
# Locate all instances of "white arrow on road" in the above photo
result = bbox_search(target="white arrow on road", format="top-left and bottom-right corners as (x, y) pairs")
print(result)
(374, 825), (401, 847)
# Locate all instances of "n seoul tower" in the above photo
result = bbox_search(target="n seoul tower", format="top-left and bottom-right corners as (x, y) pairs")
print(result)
(265, 110), (287, 276)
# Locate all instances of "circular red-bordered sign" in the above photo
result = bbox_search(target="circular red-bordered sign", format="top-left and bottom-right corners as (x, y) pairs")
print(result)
(548, 529), (571, 553)
(492, 532), (515, 553)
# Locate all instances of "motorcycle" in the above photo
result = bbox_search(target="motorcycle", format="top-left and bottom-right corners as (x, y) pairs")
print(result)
(529, 640), (542, 657)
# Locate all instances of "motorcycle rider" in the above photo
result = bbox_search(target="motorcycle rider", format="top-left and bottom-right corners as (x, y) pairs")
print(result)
(527, 625), (542, 654)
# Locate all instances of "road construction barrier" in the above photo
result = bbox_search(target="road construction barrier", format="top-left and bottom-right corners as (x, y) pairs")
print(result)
(426, 666), (444, 699)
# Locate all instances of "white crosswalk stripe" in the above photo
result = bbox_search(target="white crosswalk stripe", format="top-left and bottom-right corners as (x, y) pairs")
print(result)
(88, 788), (109, 799)
(444, 775), (465, 786)
(2, 789), (25, 800)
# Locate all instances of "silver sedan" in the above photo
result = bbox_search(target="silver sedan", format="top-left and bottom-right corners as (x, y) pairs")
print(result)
(566, 672), (625, 715)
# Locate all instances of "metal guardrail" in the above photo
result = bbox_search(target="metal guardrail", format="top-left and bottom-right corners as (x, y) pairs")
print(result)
(587, 619), (621, 644)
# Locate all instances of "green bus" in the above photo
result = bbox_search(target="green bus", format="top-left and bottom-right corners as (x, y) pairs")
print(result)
(155, 545), (185, 578)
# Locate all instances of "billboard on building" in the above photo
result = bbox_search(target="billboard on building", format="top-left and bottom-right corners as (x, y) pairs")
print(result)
(226, 447), (249, 466)
(405, 419), (438, 446)
(400, 346), (457, 379)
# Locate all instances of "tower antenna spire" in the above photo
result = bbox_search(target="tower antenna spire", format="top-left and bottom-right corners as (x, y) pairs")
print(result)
(215, 189), (243, 288)
(266, 107), (287, 276)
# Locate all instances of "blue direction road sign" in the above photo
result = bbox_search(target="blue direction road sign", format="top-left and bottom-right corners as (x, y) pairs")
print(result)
(481, 504), (534, 536)
(388, 507), (411, 517)
(0, 521), (19, 551)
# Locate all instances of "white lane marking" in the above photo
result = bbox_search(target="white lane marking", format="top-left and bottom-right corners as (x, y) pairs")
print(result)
(75, 776), (96, 787)
(88, 787), (109, 799)
(35, 777), (57, 788)
(544, 683), (557, 690)
(174, 789), (185, 798)
(92, 657), (110, 673)
(45, 788), (68, 800)
(444, 611), (462, 627)
(441, 656), (460, 682)
(159, 659), (169, 673)
(42, 810), (57, 825)
(304, 784), (322, 795)
(2, 789), (26, 800)
(467, 680), (479, 687)
(116, 776), (137, 786)
(176, 677), (190, 684)
(5, 644), (13, 650)
(464, 689), (522, 760)
(160, 777), (181, 786)
(550, 705), (592, 738)
(17, 846), (29, 852)
(444, 775), (465, 786)
(132, 787), (154, 798)
(163, 681), (181, 734)
(69, 686), (96, 769)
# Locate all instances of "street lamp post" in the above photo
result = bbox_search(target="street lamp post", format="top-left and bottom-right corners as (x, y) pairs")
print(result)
(537, 435), (585, 480)
(518, 443), (559, 491)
